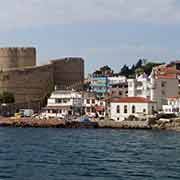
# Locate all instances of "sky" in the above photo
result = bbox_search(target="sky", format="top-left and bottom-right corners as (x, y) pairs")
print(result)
(0, 0), (180, 73)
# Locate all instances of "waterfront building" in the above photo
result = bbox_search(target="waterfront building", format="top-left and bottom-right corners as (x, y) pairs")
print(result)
(90, 75), (127, 98)
(153, 61), (180, 93)
(127, 71), (179, 110)
(110, 97), (157, 121)
(128, 73), (151, 99)
(90, 76), (109, 98)
(109, 77), (128, 97)
(83, 92), (97, 118)
(163, 96), (180, 115)
(42, 90), (82, 118)
(83, 92), (106, 118)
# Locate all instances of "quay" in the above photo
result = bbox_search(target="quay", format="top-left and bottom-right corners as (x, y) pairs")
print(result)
(1, 117), (180, 131)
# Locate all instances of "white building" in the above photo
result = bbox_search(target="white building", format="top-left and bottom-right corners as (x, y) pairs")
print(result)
(128, 72), (179, 110)
(83, 92), (106, 118)
(108, 76), (127, 85)
(83, 93), (97, 118)
(110, 97), (157, 121)
(42, 90), (82, 118)
(163, 96), (180, 115)
(128, 73), (151, 98)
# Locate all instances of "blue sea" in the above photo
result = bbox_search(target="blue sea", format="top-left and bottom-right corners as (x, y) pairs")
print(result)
(0, 128), (180, 180)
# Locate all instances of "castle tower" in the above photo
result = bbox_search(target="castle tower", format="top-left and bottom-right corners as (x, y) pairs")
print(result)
(0, 47), (36, 70)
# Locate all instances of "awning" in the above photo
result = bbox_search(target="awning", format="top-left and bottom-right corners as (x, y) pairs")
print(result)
(95, 106), (105, 112)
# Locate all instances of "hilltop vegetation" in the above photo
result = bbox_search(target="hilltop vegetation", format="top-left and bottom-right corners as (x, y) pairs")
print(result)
(93, 59), (164, 78)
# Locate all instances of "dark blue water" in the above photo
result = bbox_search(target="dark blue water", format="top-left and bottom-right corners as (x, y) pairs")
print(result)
(0, 128), (180, 180)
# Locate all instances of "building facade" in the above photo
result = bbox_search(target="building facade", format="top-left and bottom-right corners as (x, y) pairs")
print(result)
(42, 90), (82, 118)
(163, 96), (180, 115)
(90, 76), (109, 98)
(127, 72), (179, 110)
(90, 75), (127, 98)
(110, 97), (157, 121)
(83, 92), (106, 118)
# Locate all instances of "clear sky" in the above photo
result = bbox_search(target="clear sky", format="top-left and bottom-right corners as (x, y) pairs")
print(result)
(0, 0), (180, 73)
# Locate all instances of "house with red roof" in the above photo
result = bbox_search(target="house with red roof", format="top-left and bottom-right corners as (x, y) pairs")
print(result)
(110, 97), (157, 121)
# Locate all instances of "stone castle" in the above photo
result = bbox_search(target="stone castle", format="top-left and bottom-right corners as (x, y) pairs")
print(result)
(0, 47), (84, 103)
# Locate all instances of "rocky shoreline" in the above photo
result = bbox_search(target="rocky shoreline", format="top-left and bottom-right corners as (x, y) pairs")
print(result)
(0, 117), (180, 131)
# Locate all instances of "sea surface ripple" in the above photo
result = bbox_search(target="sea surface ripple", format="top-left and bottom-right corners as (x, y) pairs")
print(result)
(0, 128), (180, 180)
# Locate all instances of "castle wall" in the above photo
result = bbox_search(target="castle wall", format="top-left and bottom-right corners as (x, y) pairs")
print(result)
(0, 48), (85, 105)
(0, 47), (36, 70)
(51, 57), (84, 89)
(0, 65), (54, 103)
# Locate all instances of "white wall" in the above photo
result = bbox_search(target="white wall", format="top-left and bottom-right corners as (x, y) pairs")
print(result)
(110, 102), (156, 121)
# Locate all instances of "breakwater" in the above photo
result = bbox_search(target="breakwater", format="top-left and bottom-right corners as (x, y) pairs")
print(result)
(0, 117), (180, 131)
(0, 118), (151, 129)
(0, 118), (98, 128)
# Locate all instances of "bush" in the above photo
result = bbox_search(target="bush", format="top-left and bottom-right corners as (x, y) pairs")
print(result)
(157, 113), (177, 119)
(127, 115), (139, 121)
(0, 91), (15, 104)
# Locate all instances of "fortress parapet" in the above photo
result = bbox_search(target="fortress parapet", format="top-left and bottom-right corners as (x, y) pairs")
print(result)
(0, 47), (36, 70)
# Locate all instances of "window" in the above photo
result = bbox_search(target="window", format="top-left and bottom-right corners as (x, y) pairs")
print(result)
(116, 105), (120, 113)
(92, 99), (95, 104)
(63, 99), (68, 103)
(55, 99), (62, 103)
(52, 109), (57, 113)
(92, 107), (96, 113)
(152, 106), (154, 113)
(87, 99), (90, 104)
(161, 81), (166, 87)
(143, 109), (146, 113)
(162, 90), (165, 95)
(87, 107), (91, 112)
(119, 91), (122, 96)
(132, 105), (135, 113)
(124, 105), (127, 114)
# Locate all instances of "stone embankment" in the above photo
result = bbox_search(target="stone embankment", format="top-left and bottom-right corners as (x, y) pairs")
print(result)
(0, 118), (98, 128)
(98, 120), (151, 129)
(151, 119), (180, 131)
(0, 117), (180, 131)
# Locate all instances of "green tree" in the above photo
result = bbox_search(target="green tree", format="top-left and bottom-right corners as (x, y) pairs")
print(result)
(135, 59), (143, 69)
(0, 92), (15, 104)
(93, 65), (113, 76)
(135, 68), (144, 76)
(120, 65), (130, 77)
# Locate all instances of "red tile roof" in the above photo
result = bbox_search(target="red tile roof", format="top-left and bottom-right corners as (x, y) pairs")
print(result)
(110, 97), (155, 103)
(167, 96), (179, 100)
(156, 74), (177, 79)
(155, 66), (180, 79)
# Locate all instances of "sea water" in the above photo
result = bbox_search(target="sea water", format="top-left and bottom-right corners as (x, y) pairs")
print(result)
(0, 128), (180, 180)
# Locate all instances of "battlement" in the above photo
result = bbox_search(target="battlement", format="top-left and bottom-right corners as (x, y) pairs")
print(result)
(0, 47), (36, 69)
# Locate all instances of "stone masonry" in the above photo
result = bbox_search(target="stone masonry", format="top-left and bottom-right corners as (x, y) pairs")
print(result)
(0, 47), (84, 103)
